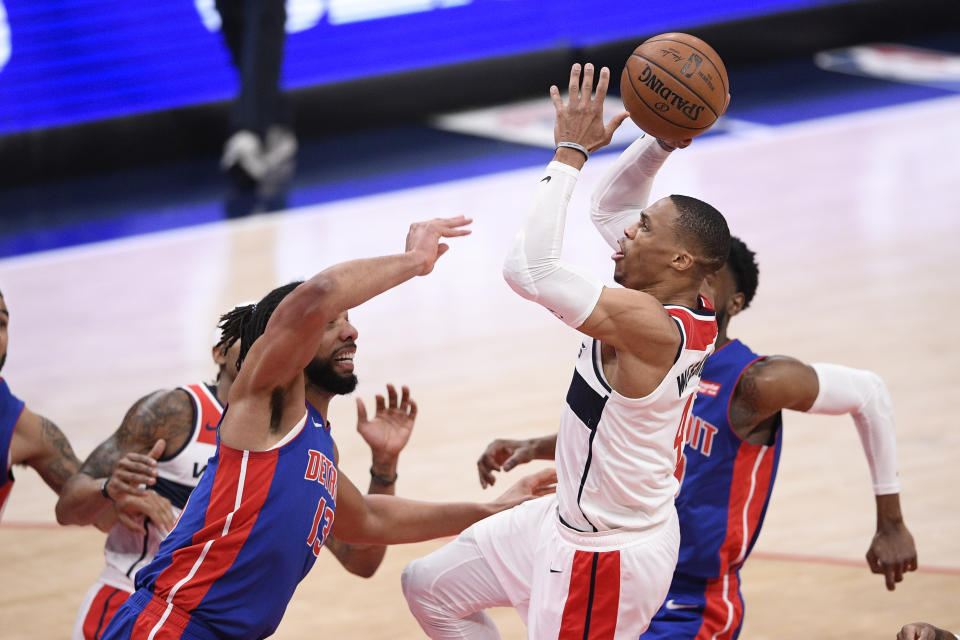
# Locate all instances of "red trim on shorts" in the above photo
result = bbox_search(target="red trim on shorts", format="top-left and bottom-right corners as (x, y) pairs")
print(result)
(151, 449), (278, 613)
(695, 573), (742, 640)
(559, 550), (621, 640)
(82, 585), (128, 640)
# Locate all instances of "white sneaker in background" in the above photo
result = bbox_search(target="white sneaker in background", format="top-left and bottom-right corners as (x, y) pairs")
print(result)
(262, 126), (298, 172)
(221, 130), (268, 181)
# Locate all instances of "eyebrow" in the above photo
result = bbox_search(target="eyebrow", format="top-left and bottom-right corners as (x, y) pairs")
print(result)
(640, 212), (650, 226)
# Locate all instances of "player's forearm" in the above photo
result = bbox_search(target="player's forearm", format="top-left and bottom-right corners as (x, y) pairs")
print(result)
(531, 434), (557, 460)
(808, 363), (900, 495)
(54, 472), (112, 526)
(875, 493), (906, 531)
(502, 161), (603, 329)
(590, 135), (671, 250)
(340, 495), (499, 545)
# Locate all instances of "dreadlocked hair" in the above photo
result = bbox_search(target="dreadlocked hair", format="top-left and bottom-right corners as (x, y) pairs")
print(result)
(726, 236), (759, 310)
(216, 281), (305, 372)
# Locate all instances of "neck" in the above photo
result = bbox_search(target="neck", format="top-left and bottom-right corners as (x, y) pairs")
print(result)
(305, 382), (334, 417)
(215, 377), (232, 405)
(641, 279), (701, 308)
(715, 320), (730, 349)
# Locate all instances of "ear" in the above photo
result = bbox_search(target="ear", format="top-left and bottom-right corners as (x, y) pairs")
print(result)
(727, 292), (746, 318)
(671, 251), (695, 272)
(212, 345), (227, 367)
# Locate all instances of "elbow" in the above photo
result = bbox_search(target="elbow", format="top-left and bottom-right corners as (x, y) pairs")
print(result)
(502, 253), (538, 301)
(54, 498), (74, 526)
(347, 562), (380, 579)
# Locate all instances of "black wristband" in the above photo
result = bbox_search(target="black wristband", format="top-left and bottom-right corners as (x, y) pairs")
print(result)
(370, 466), (398, 486)
(100, 477), (115, 502)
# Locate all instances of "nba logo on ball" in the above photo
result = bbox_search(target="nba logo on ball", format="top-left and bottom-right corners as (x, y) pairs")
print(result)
(620, 33), (729, 142)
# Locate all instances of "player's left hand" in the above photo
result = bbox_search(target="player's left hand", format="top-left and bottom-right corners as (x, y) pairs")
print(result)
(897, 622), (951, 640)
(357, 384), (416, 473)
(866, 521), (918, 591)
(492, 468), (557, 511)
(550, 63), (629, 154)
(105, 439), (165, 500)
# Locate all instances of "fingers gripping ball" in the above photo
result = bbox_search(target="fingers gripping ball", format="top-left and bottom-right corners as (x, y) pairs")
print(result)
(620, 32), (728, 141)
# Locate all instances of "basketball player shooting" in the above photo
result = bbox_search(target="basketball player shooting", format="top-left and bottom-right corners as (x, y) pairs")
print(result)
(97, 217), (556, 640)
(401, 63), (730, 639)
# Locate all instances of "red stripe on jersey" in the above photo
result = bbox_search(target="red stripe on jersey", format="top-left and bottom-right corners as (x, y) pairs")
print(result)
(186, 384), (222, 446)
(695, 573), (742, 640)
(130, 594), (191, 640)
(666, 308), (717, 352)
(714, 444), (766, 575)
(586, 551), (620, 640)
(152, 448), (278, 612)
(82, 585), (127, 640)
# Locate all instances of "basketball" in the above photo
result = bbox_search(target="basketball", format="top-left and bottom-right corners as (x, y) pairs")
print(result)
(620, 32), (728, 142)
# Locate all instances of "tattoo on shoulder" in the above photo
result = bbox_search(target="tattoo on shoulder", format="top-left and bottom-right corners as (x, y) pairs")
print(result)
(80, 389), (193, 477)
(729, 365), (763, 429)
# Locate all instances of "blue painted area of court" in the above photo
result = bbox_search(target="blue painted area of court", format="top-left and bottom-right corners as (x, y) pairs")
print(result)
(1, 34), (959, 259)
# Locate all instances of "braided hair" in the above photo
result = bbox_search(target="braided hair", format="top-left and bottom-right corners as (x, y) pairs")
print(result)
(726, 236), (759, 310)
(215, 281), (305, 372)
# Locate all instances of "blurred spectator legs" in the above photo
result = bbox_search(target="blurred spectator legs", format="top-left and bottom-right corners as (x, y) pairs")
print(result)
(216, 0), (297, 185)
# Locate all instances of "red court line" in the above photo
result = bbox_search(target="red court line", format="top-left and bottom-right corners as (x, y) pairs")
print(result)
(751, 550), (960, 576)
(0, 520), (62, 530)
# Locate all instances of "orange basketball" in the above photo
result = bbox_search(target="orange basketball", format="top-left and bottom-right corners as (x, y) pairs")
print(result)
(620, 32), (728, 142)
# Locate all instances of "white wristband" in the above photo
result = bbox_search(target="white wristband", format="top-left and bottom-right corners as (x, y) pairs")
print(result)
(556, 141), (589, 160)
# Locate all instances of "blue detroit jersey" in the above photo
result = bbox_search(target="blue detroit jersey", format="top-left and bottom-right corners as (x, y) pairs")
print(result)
(113, 401), (338, 640)
(642, 339), (783, 640)
(0, 377), (26, 516)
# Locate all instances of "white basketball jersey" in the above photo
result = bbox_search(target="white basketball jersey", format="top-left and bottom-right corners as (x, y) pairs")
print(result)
(98, 383), (223, 590)
(555, 297), (717, 533)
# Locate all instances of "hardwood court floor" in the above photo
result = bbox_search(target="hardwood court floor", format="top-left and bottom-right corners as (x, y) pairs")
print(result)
(1, 94), (958, 638)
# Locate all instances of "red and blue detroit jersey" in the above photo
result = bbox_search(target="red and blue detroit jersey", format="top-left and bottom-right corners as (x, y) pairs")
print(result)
(131, 401), (338, 639)
(674, 339), (782, 581)
(0, 377), (26, 518)
(641, 339), (782, 640)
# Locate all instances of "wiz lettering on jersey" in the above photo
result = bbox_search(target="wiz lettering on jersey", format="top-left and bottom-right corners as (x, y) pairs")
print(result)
(643, 339), (783, 640)
(0, 377), (25, 518)
(555, 297), (717, 533)
(107, 401), (337, 640)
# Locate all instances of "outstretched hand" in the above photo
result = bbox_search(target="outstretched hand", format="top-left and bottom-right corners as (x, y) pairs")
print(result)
(897, 622), (954, 640)
(477, 438), (538, 489)
(492, 468), (557, 511)
(405, 216), (473, 275)
(550, 63), (629, 154)
(357, 383), (416, 468)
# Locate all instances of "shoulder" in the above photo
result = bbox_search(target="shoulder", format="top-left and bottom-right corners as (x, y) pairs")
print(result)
(115, 388), (195, 449)
(733, 355), (819, 417)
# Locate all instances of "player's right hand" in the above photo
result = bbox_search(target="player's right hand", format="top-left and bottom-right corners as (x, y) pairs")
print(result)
(477, 438), (538, 489)
(405, 216), (472, 275)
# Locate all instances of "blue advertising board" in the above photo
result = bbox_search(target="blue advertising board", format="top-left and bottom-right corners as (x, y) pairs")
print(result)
(0, 0), (848, 135)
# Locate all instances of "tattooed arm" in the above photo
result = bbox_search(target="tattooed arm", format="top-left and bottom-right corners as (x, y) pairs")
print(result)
(8, 406), (81, 495)
(54, 389), (192, 530)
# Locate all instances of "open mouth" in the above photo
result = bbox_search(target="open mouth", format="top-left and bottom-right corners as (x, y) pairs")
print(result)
(333, 348), (356, 372)
(613, 238), (625, 261)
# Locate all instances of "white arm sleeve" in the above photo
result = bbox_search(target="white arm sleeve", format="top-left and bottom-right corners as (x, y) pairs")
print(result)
(808, 363), (900, 495)
(503, 161), (604, 329)
(590, 135), (672, 250)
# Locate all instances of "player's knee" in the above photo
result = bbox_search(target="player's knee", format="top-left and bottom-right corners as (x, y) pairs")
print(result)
(401, 558), (433, 607)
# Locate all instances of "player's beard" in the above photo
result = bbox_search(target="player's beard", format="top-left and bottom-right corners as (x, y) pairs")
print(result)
(304, 356), (357, 395)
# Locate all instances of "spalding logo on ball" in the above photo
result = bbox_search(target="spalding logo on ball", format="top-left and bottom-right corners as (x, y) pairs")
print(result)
(620, 32), (729, 142)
